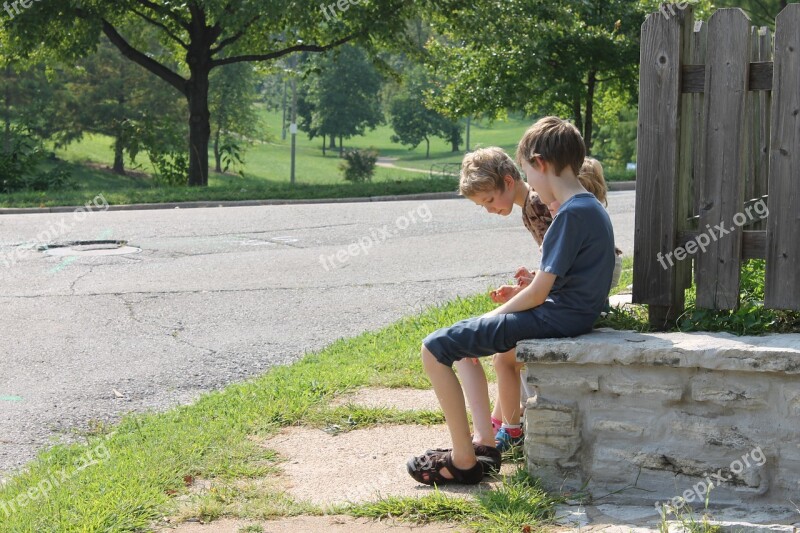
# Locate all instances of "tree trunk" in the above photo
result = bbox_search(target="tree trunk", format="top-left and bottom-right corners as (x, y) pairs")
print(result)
(425, 136), (430, 159)
(214, 129), (222, 173)
(112, 134), (126, 174)
(572, 96), (584, 142)
(584, 70), (597, 154)
(450, 133), (459, 152)
(187, 64), (211, 187)
(329, 136), (337, 149)
(322, 134), (326, 156)
(339, 135), (343, 157)
(3, 65), (12, 153)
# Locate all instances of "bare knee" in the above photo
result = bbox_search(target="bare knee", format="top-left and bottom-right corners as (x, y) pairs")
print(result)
(493, 350), (518, 375)
(421, 343), (440, 371)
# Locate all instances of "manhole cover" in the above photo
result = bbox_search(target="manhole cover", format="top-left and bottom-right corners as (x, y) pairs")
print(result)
(39, 240), (142, 257)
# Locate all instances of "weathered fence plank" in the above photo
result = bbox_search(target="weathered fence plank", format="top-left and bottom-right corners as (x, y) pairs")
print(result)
(695, 8), (751, 310)
(765, 4), (800, 310)
(633, 8), (693, 327)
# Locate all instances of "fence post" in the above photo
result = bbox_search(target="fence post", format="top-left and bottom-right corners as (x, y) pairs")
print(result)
(765, 4), (800, 310)
(633, 6), (693, 329)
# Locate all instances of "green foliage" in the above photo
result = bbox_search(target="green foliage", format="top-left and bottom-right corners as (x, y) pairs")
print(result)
(148, 151), (189, 187)
(598, 259), (800, 335)
(339, 148), (378, 183)
(0, 130), (43, 193)
(0, 129), (73, 193)
(298, 45), (385, 151)
(592, 96), (638, 172)
(677, 260), (800, 335)
(210, 62), (262, 174)
(217, 140), (246, 176)
(426, 0), (647, 150)
(389, 67), (462, 158)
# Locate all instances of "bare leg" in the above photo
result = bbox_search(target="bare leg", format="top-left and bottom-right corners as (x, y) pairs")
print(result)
(453, 358), (494, 447)
(494, 348), (521, 426)
(421, 345), (477, 477)
(491, 354), (504, 424)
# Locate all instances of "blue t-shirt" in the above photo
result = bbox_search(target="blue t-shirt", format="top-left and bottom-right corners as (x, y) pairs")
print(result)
(536, 193), (615, 335)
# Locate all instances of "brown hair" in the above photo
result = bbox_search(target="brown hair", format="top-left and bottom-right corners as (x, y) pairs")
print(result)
(578, 157), (608, 206)
(515, 116), (586, 177)
(459, 147), (522, 197)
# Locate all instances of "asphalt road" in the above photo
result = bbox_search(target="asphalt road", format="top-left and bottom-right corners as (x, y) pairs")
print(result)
(0, 191), (635, 481)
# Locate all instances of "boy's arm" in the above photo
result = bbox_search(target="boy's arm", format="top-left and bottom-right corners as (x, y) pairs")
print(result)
(482, 270), (556, 317)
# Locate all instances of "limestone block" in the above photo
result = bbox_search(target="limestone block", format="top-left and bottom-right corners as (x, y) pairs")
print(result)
(591, 419), (647, 438)
(690, 373), (769, 408)
(524, 397), (580, 463)
(525, 365), (600, 392)
(601, 370), (684, 401)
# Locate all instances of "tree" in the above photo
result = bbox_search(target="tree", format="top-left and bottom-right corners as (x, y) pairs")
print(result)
(389, 68), (462, 158)
(209, 62), (261, 173)
(426, 0), (647, 152)
(2, 0), (451, 186)
(0, 61), (75, 151)
(299, 45), (384, 156)
(426, 0), (719, 152)
(64, 34), (186, 174)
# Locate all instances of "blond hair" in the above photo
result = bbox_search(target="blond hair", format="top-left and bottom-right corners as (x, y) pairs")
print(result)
(515, 116), (585, 177)
(578, 157), (608, 206)
(459, 147), (522, 197)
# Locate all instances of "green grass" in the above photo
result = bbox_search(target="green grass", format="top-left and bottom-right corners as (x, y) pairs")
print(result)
(348, 467), (560, 533)
(0, 294), (502, 532)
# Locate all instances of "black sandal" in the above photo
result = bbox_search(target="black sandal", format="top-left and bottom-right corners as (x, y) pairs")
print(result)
(424, 444), (502, 474)
(407, 449), (485, 485)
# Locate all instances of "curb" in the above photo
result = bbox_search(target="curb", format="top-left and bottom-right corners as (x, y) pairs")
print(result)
(608, 181), (636, 191)
(0, 182), (636, 215)
(0, 191), (461, 215)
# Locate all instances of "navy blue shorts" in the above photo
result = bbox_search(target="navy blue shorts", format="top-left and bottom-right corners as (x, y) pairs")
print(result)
(423, 309), (576, 367)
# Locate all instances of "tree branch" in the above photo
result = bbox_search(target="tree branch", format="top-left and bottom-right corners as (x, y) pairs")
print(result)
(101, 19), (187, 95)
(211, 14), (262, 55)
(134, 0), (191, 31)
(211, 34), (358, 68)
(131, 8), (189, 49)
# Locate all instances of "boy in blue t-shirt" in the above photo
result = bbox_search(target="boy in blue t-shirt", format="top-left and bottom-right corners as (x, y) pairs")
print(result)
(407, 116), (615, 486)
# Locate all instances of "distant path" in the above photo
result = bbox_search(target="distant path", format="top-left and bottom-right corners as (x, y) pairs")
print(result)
(376, 157), (435, 175)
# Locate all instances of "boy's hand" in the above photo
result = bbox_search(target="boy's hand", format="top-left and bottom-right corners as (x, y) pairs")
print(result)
(490, 284), (520, 303)
(513, 266), (536, 287)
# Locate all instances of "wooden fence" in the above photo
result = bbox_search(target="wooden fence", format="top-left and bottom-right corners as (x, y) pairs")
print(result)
(632, 4), (800, 328)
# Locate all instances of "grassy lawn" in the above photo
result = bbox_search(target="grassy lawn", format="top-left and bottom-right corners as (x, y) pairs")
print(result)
(1, 111), (632, 208)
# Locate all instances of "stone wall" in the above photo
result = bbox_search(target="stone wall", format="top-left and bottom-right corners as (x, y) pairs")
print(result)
(517, 328), (800, 510)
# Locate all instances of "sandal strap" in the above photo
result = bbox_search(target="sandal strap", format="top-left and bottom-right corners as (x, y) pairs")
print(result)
(442, 453), (484, 484)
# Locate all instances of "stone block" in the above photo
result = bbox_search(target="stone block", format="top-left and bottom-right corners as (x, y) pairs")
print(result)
(601, 370), (684, 401)
(525, 365), (600, 392)
(690, 373), (769, 408)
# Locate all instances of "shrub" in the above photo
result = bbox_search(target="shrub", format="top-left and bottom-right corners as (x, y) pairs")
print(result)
(0, 130), (73, 193)
(340, 148), (378, 183)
